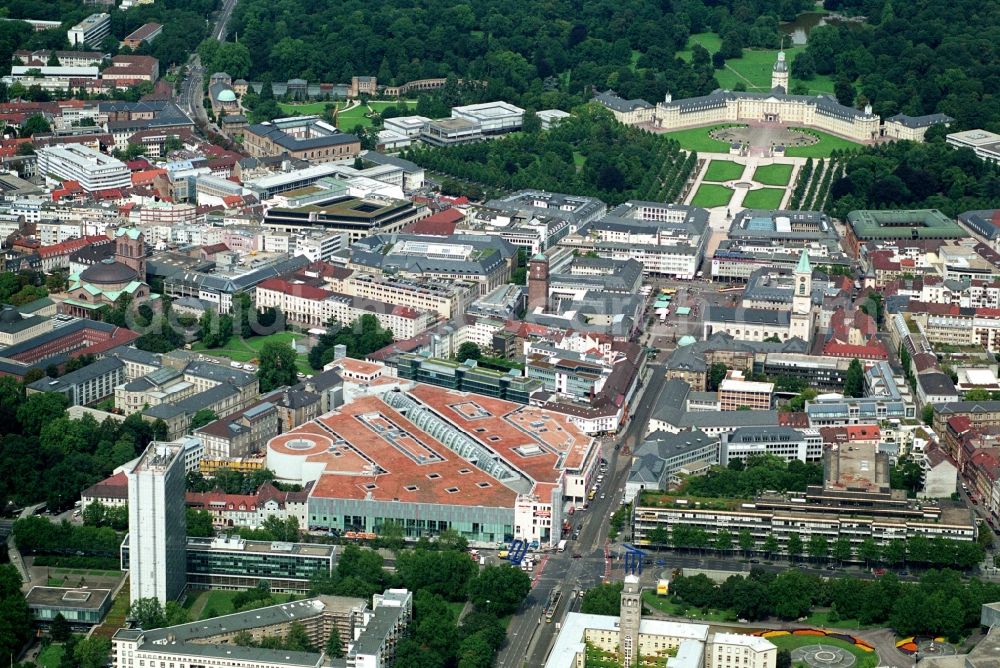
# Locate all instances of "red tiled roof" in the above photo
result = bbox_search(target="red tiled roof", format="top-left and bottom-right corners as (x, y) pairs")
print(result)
(93, 188), (125, 201)
(405, 218), (457, 236)
(778, 412), (810, 427)
(132, 168), (166, 186)
(201, 243), (229, 255)
(81, 472), (128, 500)
(38, 235), (111, 259)
(257, 278), (331, 301)
(819, 424), (881, 443)
(821, 341), (889, 360)
(948, 416), (973, 433)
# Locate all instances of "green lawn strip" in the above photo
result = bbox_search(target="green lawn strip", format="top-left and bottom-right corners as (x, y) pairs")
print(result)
(190, 590), (296, 620)
(337, 100), (416, 131)
(704, 160), (745, 182)
(192, 332), (312, 373)
(691, 184), (734, 208)
(93, 583), (130, 639)
(662, 124), (739, 152)
(677, 32), (724, 60)
(37, 644), (65, 668)
(783, 128), (861, 158)
(768, 634), (878, 668)
(446, 600), (466, 620)
(753, 163), (794, 186)
(742, 187), (785, 209)
(47, 578), (64, 586)
(675, 32), (849, 96)
(803, 609), (872, 630)
(641, 591), (734, 622)
(277, 101), (333, 116)
(630, 50), (642, 71)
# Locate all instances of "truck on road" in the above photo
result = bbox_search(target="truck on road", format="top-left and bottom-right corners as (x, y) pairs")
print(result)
(557, 539), (567, 552)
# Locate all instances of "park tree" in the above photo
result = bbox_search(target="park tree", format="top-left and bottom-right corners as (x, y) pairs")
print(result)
(16, 392), (68, 437)
(129, 597), (167, 629)
(922, 404), (935, 426)
(832, 537), (852, 563)
(186, 508), (215, 537)
(807, 534), (829, 562)
(456, 342), (482, 363)
(769, 570), (816, 620)
(579, 581), (623, 615)
(199, 310), (233, 348)
(844, 359), (864, 397)
(834, 76), (855, 107)
(18, 113), (50, 138)
(189, 409), (218, 431)
(738, 528), (755, 556)
(714, 529), (733, 553)
(326, 632), (345, 658)
(50, 612), (71, 641)
(232, 292), (254, 339)
(397, 548), (478, 601)
(75, 636), (112, 668)
(708, 363), (729, 391)
(858, 538), (880, 566)
(258, 341), (299, 392)
(760, 533), (780, 557)
(467, 565), (531, 616)
(786, 533), (803, 560)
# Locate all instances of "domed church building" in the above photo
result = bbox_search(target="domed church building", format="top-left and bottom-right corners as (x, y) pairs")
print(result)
(61, 227), (151, 317)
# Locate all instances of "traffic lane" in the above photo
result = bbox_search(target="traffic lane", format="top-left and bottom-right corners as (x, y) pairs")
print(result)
(524, 556), (608, 667)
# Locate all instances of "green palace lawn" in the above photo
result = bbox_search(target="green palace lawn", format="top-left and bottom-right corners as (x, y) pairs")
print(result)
(703, 159), (745, 182)
(277, 101), (333, 116)
(690, 184), (735, 208)
(190, 331), (313, 375)
(753, 163), (794, 186)
(677, 32), (838, 96)
(741, 187), (785, 209)
(662, 125), (740, 153)
(337, 100), (417, 130)
(784, 128), (862, 158)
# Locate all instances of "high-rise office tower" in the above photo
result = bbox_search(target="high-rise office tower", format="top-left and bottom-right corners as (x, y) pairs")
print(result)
(126, 440), (187, 606)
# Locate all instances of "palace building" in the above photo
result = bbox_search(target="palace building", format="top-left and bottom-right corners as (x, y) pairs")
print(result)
(596, 50), (950, 144)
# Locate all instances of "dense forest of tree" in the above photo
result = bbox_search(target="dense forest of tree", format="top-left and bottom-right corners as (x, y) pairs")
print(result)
(407, 106), (695, 205)
(669, 568), (994, 640)
(0, 0), (215, 74)
(826, 141), (1000, 218)
(0, 379), (168, 513)
(808, 0), (1000, 132)
(228, 0), (815, 108)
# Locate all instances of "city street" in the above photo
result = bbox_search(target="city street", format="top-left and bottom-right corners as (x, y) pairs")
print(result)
(495, 364), (667, 667)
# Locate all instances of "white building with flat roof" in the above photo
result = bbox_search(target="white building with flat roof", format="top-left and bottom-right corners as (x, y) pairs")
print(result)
(125, 440), (187, 605)
(451, 101), (525, 134)
(383, 115), (432, 138)
(545, 575), (776, 668)
(36, 145), (131, 192)
(67, 13), (110, 48)
(947, 129), (1000, 164)
(538, 109), (572, 129)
